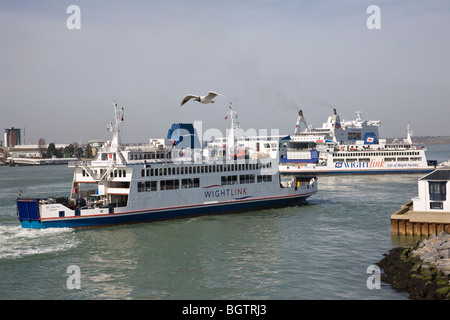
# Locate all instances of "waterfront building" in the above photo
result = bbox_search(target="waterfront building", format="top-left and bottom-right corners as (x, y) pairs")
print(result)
(413, 169), (449, 212)
(391, 168), (450, 236)
(4, 127), (21, 147)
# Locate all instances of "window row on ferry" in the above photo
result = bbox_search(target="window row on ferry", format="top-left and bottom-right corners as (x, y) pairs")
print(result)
(140, 162), (273, 177)
(332, 151), (421, 158)
(82, 169), (127, 178)
(137, 174), (273, 192)
(129, 152), (171, 161)
(221, 174), (272, 185)
(333, 157), (422, 163)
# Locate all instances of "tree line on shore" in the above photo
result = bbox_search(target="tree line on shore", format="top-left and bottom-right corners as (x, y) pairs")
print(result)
(38, 138), (93, 159)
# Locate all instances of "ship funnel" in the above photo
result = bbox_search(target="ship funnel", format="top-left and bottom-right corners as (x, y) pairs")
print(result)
(405, 122), (413, 145)
(328, 108), (341, 134)
(294, 109), (307, 134)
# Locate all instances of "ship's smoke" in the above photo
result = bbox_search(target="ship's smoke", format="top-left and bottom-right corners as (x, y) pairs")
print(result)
(250, 85), (336, 112)
(295, 91), (336, 111)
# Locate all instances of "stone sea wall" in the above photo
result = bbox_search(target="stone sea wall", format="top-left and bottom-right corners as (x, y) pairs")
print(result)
(377, 232), (450, 300)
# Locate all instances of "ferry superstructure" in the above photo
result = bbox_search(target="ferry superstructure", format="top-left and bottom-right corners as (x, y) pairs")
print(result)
(16, 101), (317, 229)
(279, 109), (437, 175)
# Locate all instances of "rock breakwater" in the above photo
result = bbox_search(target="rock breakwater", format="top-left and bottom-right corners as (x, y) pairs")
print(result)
(378, 232), (450, 300)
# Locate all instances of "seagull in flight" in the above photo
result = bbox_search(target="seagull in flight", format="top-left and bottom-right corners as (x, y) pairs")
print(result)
(180, 91), (224, 106)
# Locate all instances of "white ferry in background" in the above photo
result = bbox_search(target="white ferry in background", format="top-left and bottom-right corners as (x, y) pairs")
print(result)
(279, 109), (437, 175)
(16, 101), (317, 229)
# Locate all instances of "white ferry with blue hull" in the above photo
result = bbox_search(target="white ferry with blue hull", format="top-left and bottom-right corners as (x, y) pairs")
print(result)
(17, 102), (317, 229)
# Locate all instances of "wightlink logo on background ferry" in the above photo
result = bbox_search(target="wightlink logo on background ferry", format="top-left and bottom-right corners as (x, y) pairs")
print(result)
(335, 159), (385, 169)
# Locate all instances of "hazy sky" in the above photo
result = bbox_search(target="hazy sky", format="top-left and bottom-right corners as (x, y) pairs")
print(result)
(1, 0), (449, 144)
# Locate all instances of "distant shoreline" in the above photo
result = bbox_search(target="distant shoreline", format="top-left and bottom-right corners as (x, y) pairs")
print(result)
(385, 136), (450, 145)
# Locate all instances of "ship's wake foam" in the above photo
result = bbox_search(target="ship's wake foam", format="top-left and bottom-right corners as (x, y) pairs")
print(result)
(0, 225), (78, 260)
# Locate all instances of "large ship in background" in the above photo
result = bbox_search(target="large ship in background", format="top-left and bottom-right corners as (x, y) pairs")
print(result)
(16, 102), (317, 229)
(279, 109), (437, 175)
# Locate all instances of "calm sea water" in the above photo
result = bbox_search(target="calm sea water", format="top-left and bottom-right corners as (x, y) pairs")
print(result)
(0, 145), (448, 300)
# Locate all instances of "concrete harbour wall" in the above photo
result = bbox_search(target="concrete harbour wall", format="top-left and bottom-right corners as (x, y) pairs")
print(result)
(391, 201), (450, 236)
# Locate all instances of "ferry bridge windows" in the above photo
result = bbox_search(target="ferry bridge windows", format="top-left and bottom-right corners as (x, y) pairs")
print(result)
(111, 169), (127, 178)
(348, 132), (361, 140)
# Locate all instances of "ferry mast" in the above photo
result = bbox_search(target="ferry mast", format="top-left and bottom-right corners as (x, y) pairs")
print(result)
(226, 102), (240, 159)
(104, 100), (127, 165)
(108, 100), (124, 150)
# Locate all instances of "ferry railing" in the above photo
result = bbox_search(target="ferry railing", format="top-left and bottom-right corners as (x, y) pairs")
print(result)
(334, 144), (425, 152)
(68, 160), (81, 166)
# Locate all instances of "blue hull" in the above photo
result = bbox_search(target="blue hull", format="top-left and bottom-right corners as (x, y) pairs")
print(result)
(19, 194), (314, 229)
